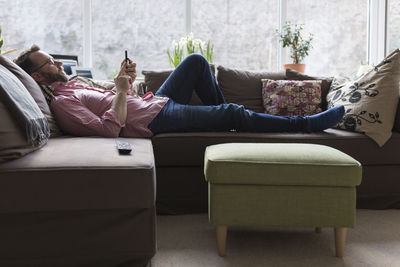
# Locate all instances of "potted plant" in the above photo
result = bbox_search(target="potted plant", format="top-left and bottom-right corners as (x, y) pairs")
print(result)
(277, 21), (313, 73)
(167, 33), (214, 68)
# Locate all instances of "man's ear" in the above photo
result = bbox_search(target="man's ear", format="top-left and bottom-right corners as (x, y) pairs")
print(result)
(31, 72), (44, 83)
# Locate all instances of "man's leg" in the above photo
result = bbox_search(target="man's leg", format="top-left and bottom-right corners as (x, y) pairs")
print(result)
(148, 101), (345, 134)
(155, 54), (226, 105)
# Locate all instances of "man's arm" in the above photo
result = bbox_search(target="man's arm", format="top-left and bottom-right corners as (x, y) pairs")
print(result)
(111, 59), (137, 125)
(112, 74), (130, 125)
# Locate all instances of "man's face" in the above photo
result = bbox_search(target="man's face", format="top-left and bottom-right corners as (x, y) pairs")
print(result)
(30, 51), (68, 85)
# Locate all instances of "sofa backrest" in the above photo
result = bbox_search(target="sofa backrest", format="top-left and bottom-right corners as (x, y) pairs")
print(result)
(216, 65), (286, 113)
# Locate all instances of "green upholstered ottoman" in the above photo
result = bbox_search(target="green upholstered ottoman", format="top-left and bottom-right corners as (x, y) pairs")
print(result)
(204, 143), (362, 258)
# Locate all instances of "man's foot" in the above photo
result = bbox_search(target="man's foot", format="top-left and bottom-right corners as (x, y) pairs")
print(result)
(307, 105), (345, 132)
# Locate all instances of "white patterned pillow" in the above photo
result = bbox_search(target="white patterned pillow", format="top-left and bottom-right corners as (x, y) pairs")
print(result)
(327, 49), (400, 147)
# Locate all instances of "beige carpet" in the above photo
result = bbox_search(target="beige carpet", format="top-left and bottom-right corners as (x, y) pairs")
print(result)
(151, 210), (400, 267)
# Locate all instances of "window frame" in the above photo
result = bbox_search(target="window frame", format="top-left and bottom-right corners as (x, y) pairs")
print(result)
(81, 0), (389, 69)
(368, 0), (388, 65)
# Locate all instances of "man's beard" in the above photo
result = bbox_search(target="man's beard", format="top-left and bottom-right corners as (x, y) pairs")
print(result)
(39, 70), (69, 84)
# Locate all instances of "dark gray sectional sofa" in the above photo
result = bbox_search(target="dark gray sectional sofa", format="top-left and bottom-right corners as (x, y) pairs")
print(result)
(1, 55), (400, 266)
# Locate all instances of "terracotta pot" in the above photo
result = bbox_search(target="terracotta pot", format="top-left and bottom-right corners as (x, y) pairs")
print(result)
(283, 63), (306, 73)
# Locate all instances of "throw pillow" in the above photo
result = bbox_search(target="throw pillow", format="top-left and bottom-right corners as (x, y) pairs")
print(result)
(261, 79), (322, 116)
(0, 66), (48, 162)
(327, 49), (400, 147)
(285, 68), (333, 111)
(0, 55), (62, 136)
(142, 69), (173, 94)
(0, 101), (47, 162)
(217, 65), (286, 113)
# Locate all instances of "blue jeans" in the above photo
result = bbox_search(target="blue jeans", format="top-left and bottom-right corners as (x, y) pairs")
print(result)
(148, 54), (306, 134)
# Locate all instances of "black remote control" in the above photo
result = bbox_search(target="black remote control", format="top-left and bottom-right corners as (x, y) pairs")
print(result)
(116, 140), (132, 155)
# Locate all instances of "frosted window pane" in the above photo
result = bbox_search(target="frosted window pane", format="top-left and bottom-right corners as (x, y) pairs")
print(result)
(286, 0), (367, 77)
(92, 0), (184, 79)
(192, 0), (278, 71)
(388, 0), (400, 53)
(0, 0), (83, 61)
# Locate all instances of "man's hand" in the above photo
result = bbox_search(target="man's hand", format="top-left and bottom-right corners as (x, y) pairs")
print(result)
(120, 58), (137, 85)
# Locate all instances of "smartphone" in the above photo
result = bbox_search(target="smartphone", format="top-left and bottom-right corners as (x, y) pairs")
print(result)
(125, 50), (128, 65)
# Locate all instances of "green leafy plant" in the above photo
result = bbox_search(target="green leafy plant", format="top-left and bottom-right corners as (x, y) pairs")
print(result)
(199, 40), (214, 64)
(167, 40), (184, 68)
(186, 33), (196, 55)
(167, 33), (214, 68)
(276, 21), (313, 64)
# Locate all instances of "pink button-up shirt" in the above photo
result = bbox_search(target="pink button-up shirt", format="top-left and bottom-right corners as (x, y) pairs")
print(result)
(50, 80), (168, 138)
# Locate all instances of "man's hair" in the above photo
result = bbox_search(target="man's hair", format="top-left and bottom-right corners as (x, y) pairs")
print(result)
(13, 44), (41, 74)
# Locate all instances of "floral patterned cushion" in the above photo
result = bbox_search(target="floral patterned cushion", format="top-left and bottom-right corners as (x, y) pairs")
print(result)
(327, 49), (400, 147)
(261, 79), (322, 116)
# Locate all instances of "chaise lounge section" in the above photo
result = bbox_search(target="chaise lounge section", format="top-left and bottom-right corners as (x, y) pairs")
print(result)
(0, 137), (156, 266)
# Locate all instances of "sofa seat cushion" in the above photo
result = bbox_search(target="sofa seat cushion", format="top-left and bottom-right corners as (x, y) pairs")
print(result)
(152, 129), (400, 166)
(0, 137), (155, 213)
(204, 143), (362, 187)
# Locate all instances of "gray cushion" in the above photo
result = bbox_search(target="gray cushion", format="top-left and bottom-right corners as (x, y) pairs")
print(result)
(0, 100), (46, 162)
(142, 69), (173, 94)
(0, 64), (48, 162)
(217, 65), (286, 113)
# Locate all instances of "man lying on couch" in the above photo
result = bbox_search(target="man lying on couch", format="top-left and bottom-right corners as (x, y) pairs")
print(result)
(14, 45), (345, 138)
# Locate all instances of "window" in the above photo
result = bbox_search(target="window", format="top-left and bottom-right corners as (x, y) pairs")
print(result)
(192, 0), (278, 71)
(91, 0), (184, 79)
(388, 0), (400, 53)
(286, 0), (368, 76)
(0, 0), (392, 78)
(0, 0), (83, 62)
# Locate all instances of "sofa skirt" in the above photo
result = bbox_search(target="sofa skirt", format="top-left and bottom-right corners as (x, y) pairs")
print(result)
(0, 207), (155, 267)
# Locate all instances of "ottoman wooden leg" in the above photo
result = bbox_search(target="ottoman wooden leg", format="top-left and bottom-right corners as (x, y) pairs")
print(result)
(315, 227), (322, 233)
(334, 227), (347, 258)
(216, 225), (227, 257)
